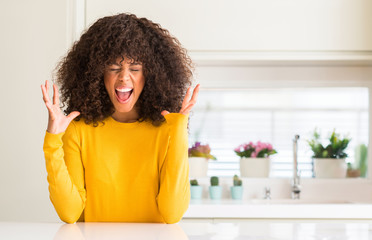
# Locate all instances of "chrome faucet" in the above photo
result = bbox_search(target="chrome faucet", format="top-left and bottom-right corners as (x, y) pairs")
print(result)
(292, 135), (301, 199)
(263, 187), (271, 200)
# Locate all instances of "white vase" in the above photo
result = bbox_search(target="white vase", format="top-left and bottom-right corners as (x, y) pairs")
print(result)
(240, 157), (270, 178)
(188, 157), (208, 178)
(313, 158), (347, 178)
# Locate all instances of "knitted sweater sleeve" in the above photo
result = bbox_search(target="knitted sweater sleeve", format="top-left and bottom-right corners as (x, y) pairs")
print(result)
(43, 121), (86, 223)
(156, 113), (191, 223)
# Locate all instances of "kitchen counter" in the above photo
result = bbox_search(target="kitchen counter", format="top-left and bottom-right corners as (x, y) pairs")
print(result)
(1, 221), (372, 240)
(184, 199), (372, 219)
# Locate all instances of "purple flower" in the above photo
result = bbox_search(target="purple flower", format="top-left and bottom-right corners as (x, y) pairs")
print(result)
(189, 142), (217, 160)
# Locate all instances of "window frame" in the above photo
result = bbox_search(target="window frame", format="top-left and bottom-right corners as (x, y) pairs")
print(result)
(190, 56), (372, 201)
(190, 88), (369, 178)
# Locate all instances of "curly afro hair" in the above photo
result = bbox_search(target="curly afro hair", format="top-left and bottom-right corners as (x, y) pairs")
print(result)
(55, 13), (193, 127)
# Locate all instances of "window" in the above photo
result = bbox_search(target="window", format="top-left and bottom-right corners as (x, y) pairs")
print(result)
(189, 87), (369, 178)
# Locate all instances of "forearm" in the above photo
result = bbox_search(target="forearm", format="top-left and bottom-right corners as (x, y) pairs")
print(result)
(44, 131), (86, 223)
(157, 113), (191, 224)
(157, 157), (190, 224)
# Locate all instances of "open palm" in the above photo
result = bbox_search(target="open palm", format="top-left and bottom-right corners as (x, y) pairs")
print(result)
(41, 80), (80, 134)
(161, 84), (200, 116)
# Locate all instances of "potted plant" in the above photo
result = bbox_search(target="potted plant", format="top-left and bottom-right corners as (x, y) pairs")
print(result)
(209, 176), (222, 200)
(347, 143), (368, 178)
(230, 175), (243, 200)
(347, 163), (361, 178)
(190, 179), (203, 199)
(308, 129), (351, 178)
(188, 142), (217, 178)
(234, 141), (277, 178)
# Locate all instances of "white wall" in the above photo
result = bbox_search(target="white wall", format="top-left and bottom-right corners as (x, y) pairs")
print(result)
(0, 0), (71, 222)
(0, 0), (371, 222)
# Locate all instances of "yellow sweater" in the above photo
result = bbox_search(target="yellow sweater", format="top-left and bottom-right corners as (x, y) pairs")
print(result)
(43, 113), (190, 224)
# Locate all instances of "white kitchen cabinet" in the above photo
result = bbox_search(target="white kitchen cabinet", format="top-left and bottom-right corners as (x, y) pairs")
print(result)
(86, 0), (372, 52)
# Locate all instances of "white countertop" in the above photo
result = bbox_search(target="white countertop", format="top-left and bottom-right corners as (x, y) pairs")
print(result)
(1, 221), (372, 240)
(184, 199), (372, 219)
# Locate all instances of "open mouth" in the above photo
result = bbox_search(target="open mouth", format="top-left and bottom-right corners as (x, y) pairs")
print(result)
(115, 89), (133, 103)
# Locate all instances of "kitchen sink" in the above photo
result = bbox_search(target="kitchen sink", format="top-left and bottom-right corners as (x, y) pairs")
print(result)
(248, 199), (354, 204)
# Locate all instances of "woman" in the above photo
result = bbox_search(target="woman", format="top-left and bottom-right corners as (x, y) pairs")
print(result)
(41, 13), (199, 224)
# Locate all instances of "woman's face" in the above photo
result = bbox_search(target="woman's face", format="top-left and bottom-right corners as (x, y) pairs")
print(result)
(104, 57), (145, 119)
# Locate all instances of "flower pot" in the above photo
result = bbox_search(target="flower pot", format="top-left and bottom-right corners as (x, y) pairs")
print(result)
(190, 186), (203, 199)
(209, 186), (222, 199)
(313, 158), (347, 178)
(230, 186), (243, 200)
(347, 169), (361, 178)
(240, 157), (270, 178)
(188, 157), (208, 178)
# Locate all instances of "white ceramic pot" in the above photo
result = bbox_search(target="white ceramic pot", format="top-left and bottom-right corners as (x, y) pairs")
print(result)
(240, 157), (270, 178)
(313, 158), (347, 178)
(188, 157), (208, 178)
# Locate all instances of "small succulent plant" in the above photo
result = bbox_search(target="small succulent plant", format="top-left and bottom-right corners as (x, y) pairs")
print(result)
(355, 144), (367, 177)
(210, 176), (219, 186)
(233, 175), (242, 186)
(190, 179), (199, 186)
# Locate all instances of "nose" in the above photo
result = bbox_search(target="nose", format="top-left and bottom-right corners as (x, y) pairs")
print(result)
(119, 69), (130, 82)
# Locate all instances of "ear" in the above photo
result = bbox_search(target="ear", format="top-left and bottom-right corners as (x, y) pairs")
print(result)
(161, 110), (170, 116)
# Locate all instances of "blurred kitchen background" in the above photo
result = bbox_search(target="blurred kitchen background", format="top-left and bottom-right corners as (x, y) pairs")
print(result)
(1, 0), (372, 222)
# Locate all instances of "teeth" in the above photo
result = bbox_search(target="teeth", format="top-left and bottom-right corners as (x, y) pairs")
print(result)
(116, 88), (132, 92)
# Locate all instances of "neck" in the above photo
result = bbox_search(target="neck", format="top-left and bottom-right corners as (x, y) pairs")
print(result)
(111, 109), (140, 123)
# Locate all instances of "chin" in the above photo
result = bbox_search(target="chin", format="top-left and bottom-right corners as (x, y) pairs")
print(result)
(115, 105), (133, 113)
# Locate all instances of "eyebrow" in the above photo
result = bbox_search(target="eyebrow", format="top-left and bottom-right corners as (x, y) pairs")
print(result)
(109, 61), (142, 67)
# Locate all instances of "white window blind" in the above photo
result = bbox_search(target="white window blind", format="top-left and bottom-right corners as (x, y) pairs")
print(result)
(188, 88), (369, 178)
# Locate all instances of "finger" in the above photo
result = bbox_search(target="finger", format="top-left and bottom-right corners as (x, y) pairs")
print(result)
(181, 100), (196, 112)
(180, 84), (200, 112)
(161, 110), (170, 116)
(45, 80), (49, 93)
(180, 103), (195, 115)
(67, 111), (80, 122)
(181, 87), (193, 109)
(179, 97), (195, 112)
(189, 84), (200, 106)
(53, 84), (59, 105)
(41, 93), (56, 119)
(182, 84), (200, 109)
(41, 83), (57, 119)
(41, 85), (50, 104)
(45, 103), (57, 120)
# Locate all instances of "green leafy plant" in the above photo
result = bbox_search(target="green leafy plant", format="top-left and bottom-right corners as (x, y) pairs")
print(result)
(190, 179), (199, 186)
(189, 142), (217, 160)
(307, 129), (351, 159)
(210, 176), (219, 186)
(354, 144), (368, 177)
(233, 175), (242, 186)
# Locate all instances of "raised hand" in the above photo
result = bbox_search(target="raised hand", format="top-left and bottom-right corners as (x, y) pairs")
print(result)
(41, 80), (80, 134)
(161, 84), (200, 116)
